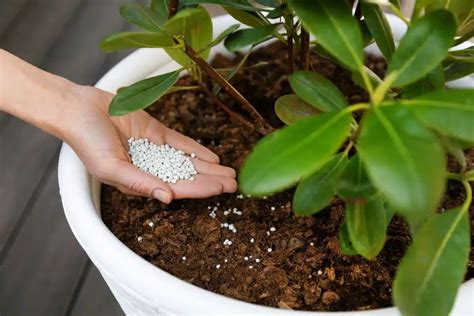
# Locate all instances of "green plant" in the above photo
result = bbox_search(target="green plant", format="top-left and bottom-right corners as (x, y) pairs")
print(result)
(102, 1), (473, 315)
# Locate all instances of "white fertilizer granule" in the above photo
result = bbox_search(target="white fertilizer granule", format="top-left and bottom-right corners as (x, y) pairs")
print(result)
(128, 138), (197, 183)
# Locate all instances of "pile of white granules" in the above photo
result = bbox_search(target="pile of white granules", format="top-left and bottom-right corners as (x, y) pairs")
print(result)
(128, 138), (197, 183)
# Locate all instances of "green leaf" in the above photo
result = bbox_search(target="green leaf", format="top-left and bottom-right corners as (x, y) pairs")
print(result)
(240, 111), (352, 196)
(387, 10), (457, 87)
(345, 196), (387, 260)
(275, 94), (320, 125)
(357, 106), (446, 229)
(400, 89), (474, 143)
(402, 65), (445, 98)
(293, 153), (349, 215)
(440, 136), (467, 170)
(224, 24), (280, 51)
(120, 3), (167, 32)
(352, 66), (383, 92)
(448, 45), (474, 63)
(393, 207), (470, 316)
(339, 220), (358, 256)
(164, 6), (213, 66)
(289, 71), (348, 112)
(414, 0), (473, 25)
(224, 6), (266, 27)
(288, 0), (364, 71)
(100, 31), (174, 52)
(108, 70), (180, 116)
(255, 0), (277, 7)
(180, 0), (256, 11)
(151, 0), (168, 16)
(208, 24), (240, 47)
(267, 4), (287, 19)
(443, 59), (474, 81)
(361, 3), (396, 60)
(337, 154), (377, 202)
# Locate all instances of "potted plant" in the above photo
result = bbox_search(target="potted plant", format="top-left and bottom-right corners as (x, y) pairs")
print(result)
(59, 0), (474, 315)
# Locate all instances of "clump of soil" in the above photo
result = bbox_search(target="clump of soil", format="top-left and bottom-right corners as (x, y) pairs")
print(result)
(101, 42), (474, 311)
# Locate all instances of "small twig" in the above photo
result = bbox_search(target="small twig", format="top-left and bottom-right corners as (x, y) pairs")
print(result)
(168, 0), (178, 18)
(300, 28), (310, 70)
(199, 83), (260, 134)
(288, 34), (295, 74)
(183, 43), (273, 133)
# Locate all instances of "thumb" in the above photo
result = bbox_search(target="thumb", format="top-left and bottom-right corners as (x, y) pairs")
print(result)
(108, 160), (173, 203)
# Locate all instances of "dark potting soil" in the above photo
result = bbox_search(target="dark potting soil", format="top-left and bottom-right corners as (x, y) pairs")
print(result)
(101, 42), (474, 311)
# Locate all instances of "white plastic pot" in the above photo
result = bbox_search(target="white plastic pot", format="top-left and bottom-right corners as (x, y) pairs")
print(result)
(59, 14), (474, 316)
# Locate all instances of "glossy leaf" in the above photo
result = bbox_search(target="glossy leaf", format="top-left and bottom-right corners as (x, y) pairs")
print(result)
(120, 3), (167, 32)
(100, 32), (174, 52)
(109, 70), (180, 116)
(361, 2), (395, 60)
(448, 45), (474, 62)
(352, 66), (383, 92)
(357, 106), (445, 229)
(180, 0), (256, 11)
(224, 24), (280, 51)
(414, 0), (473, 25)
(339, 220), (358, 256)
(402, 65), (445, 98)
(255, 0), (277, 7)
(337, 154), (377, 202)
(401, 89), (474, 142)
(267, 4), (287, 19)
(151, 0), (168, 16)
(208, 24), (240, 47)
(387, 10), (456, 87)
(345, 196), (387, 260)
(224, 6), (266, 27)
(288, 0), (364, 71)
(293, 153), (349, 215)
(239, 111), (352, 196)
(275, 94), (320, 125)
(289, 71), (348, 112)
(393, 207), (470, 316)
(164, 6), (213, 66)
(443, 59), (474, 81)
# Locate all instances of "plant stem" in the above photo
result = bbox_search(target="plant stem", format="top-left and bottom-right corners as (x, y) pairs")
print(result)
(461, 180), (472, 214)
(199, 83), (259, 133)
(168, 0), (178, 18)
(300, 28), (310, 70)
(447, 172), (463, 182)
(287, 34), (295, 74)
(183, 42), (273, 133)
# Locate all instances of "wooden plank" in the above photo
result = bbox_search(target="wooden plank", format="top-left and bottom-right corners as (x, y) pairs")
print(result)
(40, 0), (127, 85)
(70, 264), (124, 316)
(0, 168), (89, 316)
(0, 0), (29, 36)
(0, 116), (60, 253)
(0, 0), (82, 65)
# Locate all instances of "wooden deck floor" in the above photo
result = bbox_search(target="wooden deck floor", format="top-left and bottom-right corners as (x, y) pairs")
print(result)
(0, 1), (135, 314)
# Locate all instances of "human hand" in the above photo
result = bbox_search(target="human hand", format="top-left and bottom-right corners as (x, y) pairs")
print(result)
(61, 86), (237, 203)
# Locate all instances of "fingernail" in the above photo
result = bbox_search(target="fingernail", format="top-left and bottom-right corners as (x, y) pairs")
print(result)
(152, 189), (172, 204)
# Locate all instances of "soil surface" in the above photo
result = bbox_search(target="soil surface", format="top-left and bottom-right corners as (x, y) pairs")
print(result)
(101, 42), (474, 311)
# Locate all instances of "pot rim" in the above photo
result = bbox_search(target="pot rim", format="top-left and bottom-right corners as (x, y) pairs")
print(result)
(58, 13), (474, 315)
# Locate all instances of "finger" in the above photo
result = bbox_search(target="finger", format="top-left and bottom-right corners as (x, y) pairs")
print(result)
(193, 159), (236, 178)
(163, 128), (220, 163)
(170, 174), (238, 199)
(115, 184), (142, 197)
(99, 159), (173, 203)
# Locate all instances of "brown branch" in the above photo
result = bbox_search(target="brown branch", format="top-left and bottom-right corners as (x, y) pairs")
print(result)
(288, 34), (295, 74)
(183, 43), (273, 133)
(199, 84), (258, 133)
(168, 0), (178, 18)
(300, 28), (310, 70)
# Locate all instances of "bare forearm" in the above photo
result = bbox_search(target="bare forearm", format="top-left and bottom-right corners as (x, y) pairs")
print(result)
(0, 49), (79, 139)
